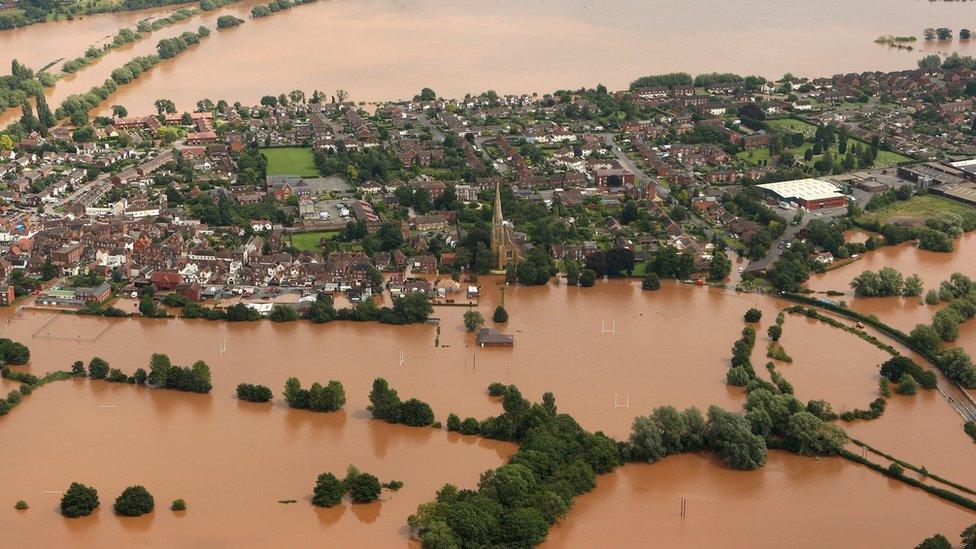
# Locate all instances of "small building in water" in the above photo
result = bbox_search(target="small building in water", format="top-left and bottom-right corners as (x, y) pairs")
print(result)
(476, 328), (514, 347)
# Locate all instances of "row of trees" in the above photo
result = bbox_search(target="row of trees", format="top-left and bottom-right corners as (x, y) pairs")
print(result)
(77, 354), (213, 393)
(60, 482), (162, 518)
(156, 28), (211, 59)
(312, 465), (392, 507)
(850, 267), (923, 297)
(216, 15), (244, 29)
(53, 28), (213, 127)
(61, 8), (195, 74)
(251, 0), (316, 18)
(909, 274), (976, 388)
(284, 377), (346, 412)
(164, 292), (433, 327)
(368, 378), (436, 427)
(236, 383), (272, 402)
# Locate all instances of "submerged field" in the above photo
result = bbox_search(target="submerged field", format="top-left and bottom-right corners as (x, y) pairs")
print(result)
(2, 255), (976, 545)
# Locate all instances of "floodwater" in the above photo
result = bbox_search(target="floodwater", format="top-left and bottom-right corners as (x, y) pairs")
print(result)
(3, 0), (976, 119)
(809, 231), (976, 330)
(2, 278), (976, 545)
(0, 378), (514, 547)
(546, 453), (976, 549)
(0, 5), (177, 70)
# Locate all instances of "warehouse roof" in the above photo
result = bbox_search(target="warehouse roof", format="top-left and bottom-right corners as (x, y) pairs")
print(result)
(756, 178), (844, 202)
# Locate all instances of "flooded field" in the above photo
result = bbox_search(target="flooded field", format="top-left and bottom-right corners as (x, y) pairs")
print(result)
(0, 378), (514, 547)
(3, 0), (976, 119)
(2, 277), (975, 545)
(807, 231), (976, 336)
(545, 453), (976, 549)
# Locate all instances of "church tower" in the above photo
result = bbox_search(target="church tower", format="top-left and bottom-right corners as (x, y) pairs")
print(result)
(490, 180), (522, 272)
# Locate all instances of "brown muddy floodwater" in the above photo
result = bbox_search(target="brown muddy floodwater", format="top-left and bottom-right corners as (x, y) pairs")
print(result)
(546, 452), (976, 549)
(3, 0), (976, 119)
(2, 279), (976, 546)
(811, 231), (976, 344)
(0, 5), (178, 70)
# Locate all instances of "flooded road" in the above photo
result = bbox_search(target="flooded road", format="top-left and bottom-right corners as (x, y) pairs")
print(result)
(3, 0), (976, 119)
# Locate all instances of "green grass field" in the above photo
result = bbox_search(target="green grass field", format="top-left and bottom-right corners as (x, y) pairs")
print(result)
(859, 195), (976, 225)
(260, 147), (322, 177)
(767, 118), (818, 137)
(738, 118), (910, 170)
(289, 231), (338, 252)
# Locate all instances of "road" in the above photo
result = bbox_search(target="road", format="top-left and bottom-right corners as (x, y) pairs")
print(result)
(746, 205), (848, 273)
(44, 173), (109, 215)
(415, 113), (445, 144)
(599, 133), (670, 200)
(474, 135), (509, 175)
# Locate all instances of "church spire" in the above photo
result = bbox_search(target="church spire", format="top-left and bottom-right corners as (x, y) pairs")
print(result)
(493, 179), (504, 225)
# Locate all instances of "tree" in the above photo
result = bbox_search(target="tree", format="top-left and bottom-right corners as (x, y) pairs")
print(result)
(961, 523), (976, 548)
(392, 293), (433, 324)
(19, 100), (37, 134)
(88, 357), (109, 379)
(377, 222), (404, 251)
(368, 378), (402, 423)
(565, 261), (581, 286)
(236, 383), (273, 402)
(284, 377), (309, 409)
(579, 269), (596, 287)
(492, 306), (508, 323)
(312, 472), (344, 507)
(216, 15), (244, 28)
(60, 483), (99, 518)
(463, 310), (485, 332)
(903, 274), (924, 297)
(0, 340), (30, 364)
(910, 324), (942, 353)
(114, 486), (154, 517)
(784, 411), (846, 456)
(308, 380), (345, 412)
(767, 324), (782, 341)
(34, 93), (55, 132)
(400, 398), (435, 427)
(915, 534), (952, 549)
(417, 87), (437, 101)
(171, 499), (186, 511)
(148, 353), (172, 386)
(269, 305), (299, 322)
(642, 272), (661, 291)
(154, 98), (176, 115)
(345, 467), (381, 503)
(897, 373), (918, 396)
(708, 250), (731, 281)
(744, 308), (762, 323)
(139, 292), (159, 317)
(705, 406), (767, 470)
